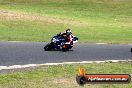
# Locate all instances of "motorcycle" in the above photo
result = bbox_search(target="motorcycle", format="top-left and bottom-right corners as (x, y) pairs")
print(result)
(44, 33), (78, 51)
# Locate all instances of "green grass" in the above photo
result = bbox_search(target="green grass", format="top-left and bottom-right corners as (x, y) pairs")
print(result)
(0, 63), (132, 88)
(0, 0), (132, 43)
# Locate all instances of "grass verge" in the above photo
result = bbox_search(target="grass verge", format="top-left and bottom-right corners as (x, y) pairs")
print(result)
(0, 62), (132, 88)
(0, 0), (132, 43)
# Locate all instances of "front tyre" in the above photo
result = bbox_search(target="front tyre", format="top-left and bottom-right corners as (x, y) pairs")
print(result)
(44, 43), (52, 51)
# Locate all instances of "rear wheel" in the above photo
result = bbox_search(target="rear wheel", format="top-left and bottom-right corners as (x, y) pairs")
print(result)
(44, 43), (52, 51)
(62, 45), (69, 52)
(69, 45), (73, 49)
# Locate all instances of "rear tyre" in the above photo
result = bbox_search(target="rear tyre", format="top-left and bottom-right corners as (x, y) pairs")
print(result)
(62, 45), (69, 52)
(44, 43), (52, 51)
(69, 45), (73, 49)
(62, 48), (68, 52)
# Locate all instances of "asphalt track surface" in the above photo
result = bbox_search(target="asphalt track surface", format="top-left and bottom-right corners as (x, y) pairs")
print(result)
(0, 42), (132, 66)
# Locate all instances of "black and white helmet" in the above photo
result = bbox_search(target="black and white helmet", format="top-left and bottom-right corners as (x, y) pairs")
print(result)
(66, 28), (71, 35)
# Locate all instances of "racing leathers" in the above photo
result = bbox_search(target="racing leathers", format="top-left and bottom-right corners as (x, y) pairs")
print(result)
(60, 32), (74, 45)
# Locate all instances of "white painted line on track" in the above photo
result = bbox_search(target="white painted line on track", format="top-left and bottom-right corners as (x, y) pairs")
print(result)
(128, 44), (132, 45)
(0, 60), (132, 71)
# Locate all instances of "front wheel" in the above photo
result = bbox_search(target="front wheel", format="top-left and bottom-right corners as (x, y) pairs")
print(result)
(44, 43), (52, 51)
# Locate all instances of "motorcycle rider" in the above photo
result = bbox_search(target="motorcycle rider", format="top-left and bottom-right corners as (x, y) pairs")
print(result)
(61, 29), (73, 44)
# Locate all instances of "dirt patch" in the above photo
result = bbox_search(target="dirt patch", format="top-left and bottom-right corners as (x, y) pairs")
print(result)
(0, 10), (88, 26)
(53, 78), (76, 85)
